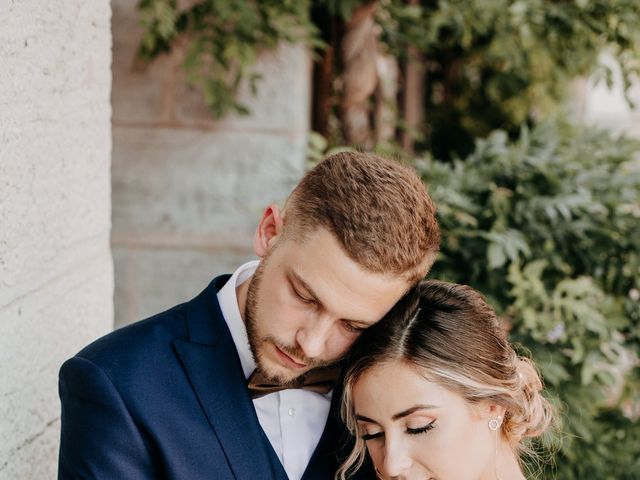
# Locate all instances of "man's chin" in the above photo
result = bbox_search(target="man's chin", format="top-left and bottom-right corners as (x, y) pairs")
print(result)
(257, 359), (309, 385)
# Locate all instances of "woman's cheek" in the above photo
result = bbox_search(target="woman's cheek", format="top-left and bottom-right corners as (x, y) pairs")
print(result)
(366, 441), (384, 468)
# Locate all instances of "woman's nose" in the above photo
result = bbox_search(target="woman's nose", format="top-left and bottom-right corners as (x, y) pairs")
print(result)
(381, 435), (413, 478)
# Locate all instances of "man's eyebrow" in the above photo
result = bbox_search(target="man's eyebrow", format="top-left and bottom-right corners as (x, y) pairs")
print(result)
(392, 404), (439, 420)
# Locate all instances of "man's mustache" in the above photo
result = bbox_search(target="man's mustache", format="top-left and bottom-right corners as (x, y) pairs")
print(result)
(265, 336), (333, 370)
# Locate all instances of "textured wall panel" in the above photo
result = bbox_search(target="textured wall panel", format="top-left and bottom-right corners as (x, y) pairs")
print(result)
(111, 0), (310, 326)
(0, 0), (113, 477)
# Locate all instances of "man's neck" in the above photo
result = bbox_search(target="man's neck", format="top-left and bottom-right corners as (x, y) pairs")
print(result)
(235, 274), (251, 325)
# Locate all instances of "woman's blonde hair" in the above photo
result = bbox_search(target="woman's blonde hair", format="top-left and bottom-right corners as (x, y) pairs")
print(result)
(337, 280), (555, 480)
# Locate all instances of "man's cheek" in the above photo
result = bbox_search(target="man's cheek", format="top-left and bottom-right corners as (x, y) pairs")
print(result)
(327, 334), (353, 361)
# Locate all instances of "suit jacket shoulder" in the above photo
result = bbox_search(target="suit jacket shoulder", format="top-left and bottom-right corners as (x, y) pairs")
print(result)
(58, 274), (350, 480)
(58, 275), (284, 480)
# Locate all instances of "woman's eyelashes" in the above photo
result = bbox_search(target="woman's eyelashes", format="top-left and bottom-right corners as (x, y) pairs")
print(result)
(407, 419), (437, 435)
(361, 431), (383, 441)
(360, 420), (437, 441)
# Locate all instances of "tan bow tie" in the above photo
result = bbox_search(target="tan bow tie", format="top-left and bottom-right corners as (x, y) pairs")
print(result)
(247, 365), (341, 399)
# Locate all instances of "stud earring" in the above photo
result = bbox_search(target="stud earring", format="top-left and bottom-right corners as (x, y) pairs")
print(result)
(488, 415), (503, 431)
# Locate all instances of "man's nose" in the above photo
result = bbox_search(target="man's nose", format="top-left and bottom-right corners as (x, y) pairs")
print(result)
(295, 314), (333, 359)
(381, 435), (412, 479)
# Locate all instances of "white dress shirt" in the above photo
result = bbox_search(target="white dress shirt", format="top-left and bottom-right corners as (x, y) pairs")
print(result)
(217, 260), (332, 480)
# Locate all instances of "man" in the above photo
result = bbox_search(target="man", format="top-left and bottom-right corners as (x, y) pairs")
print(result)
(58, 151), (440, 479)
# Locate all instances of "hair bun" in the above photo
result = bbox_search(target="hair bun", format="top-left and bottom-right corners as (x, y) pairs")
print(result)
(504, 356), (554, 442)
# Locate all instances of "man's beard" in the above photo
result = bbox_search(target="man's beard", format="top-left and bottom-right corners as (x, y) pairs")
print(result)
(244, 256), (333, 385)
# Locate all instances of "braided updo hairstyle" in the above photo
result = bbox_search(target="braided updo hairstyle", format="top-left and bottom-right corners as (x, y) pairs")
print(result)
(337, 280), (554, 480)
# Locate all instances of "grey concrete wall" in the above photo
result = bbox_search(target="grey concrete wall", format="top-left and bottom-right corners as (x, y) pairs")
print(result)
(0, 1), (113, 478)
(112, 0), (310, 327)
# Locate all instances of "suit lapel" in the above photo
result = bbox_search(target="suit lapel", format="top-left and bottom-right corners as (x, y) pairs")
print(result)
(173, 276), (287, 480)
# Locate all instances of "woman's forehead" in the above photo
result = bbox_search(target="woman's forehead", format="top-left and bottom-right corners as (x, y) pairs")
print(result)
(353, 362), (465, 416)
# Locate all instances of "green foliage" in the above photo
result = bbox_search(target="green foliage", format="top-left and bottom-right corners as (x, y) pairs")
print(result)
(416, 121), (640, 478)
(319, 0), (368, 20)
(379, 0), (640, 159)
(137, 1), (640, 150)
(306, 131), (356, 168)
(137, 0), (319, 117)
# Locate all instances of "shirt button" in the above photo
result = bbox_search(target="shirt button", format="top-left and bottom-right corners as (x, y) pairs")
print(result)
(288, 407), (295, 417)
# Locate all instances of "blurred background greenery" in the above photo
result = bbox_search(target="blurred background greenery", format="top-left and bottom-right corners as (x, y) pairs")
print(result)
(137, 0), (640, 477)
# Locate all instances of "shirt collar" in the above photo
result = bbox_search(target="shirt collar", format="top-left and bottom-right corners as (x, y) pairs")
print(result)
(216, 260), (260, 379)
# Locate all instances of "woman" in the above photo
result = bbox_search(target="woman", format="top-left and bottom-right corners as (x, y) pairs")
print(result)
(338, 280), (554, 480)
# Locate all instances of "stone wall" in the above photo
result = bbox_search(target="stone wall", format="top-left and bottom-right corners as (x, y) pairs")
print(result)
(0, 1), (113, 478)
(111, 0), (310, 327)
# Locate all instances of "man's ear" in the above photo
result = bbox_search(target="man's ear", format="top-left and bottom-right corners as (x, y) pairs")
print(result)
(253, 204), (284, 258)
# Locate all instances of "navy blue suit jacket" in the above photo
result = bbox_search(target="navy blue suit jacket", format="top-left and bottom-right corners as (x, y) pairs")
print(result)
(58, 275), (355, 479)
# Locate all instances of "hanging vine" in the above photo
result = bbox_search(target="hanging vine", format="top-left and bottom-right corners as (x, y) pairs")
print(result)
(137, 0), (321, 117)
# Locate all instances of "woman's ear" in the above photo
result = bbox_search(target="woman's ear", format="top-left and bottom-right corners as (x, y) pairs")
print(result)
(253, 204), (284, 258)
(474, 401), (506, 422)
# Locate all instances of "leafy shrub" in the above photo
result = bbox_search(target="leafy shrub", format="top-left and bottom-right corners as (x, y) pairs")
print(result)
(137, 0), (317, 117)
(381, 0), (640, 159)
(138, 1), (640, 158)
(416, 121), (640, 478)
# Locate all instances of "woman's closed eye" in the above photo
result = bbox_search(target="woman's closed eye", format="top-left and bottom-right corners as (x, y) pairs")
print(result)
(361, 430), (384, 441)
(359, 424), (383, 441)
(360, 420), (436, 441)
(407, 419), (436, 435)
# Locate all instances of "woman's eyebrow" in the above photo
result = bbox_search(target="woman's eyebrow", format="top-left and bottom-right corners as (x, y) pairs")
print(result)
(355, 414), (378, 424)
(355, 404), (439, 424)
(392, 404), (440, 420)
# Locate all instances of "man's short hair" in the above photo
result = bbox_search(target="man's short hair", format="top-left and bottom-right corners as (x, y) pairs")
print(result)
(283, 151), (440, 283)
